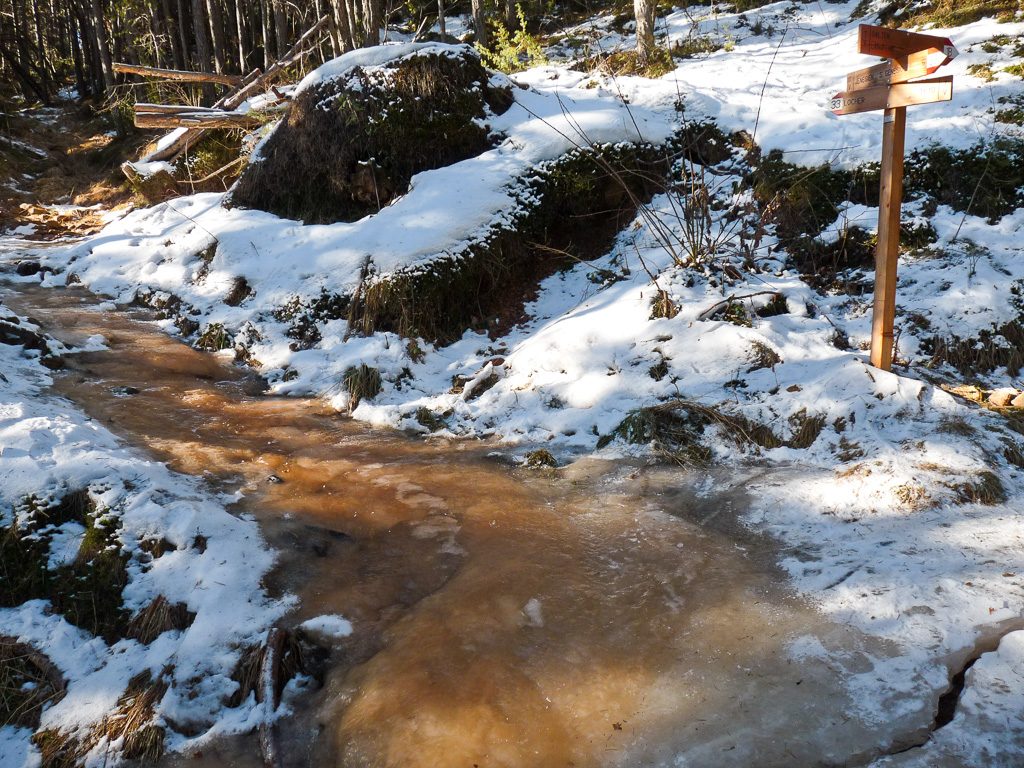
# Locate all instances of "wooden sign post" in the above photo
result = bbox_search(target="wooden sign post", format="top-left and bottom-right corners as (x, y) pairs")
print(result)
(831, 24), (958, 371)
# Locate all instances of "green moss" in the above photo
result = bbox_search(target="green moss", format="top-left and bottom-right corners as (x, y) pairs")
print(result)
(749, 150), (861, 245)
(875, 0), (1019, 27)
(175, 131), (246, 193)
(231, 49), (511, 224)
(954, 471), (1007, 505)
(580, 47), (676, 77)
(670, 35), (722, 59)
(523, 449), (558, 468)
(0, 491), (129, 644)
(196, 323), (232, 351)
(351, 142), (670, 343)
(597, 399), (825, 463)
(414, 407), (448, 432)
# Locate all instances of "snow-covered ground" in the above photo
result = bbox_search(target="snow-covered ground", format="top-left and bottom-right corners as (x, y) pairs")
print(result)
(4, 0), (1024, 763)
(0, 307), (290, 765)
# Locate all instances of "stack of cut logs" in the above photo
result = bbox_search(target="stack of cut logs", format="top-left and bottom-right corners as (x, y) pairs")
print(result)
(117, 14), (329, 168)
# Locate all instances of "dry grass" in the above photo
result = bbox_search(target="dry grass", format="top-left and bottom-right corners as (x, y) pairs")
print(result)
(125, 596), (195, 645)
(952, 471), (1007, 505)
(92, 671), (168, 762)
(0, 638), (65, 729)
(343, 364), (383, 411)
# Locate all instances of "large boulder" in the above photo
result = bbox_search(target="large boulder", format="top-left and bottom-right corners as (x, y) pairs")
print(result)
(229, 43), (513, 224)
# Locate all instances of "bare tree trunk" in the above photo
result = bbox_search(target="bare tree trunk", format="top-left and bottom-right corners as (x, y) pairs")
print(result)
(176, 0), (192, 66)
(471, 0), (487, 49)
(234, 0), (249, 68)
(272, 0), (287, 57)
(361, 0), (379, 45)
(162, 0), (186, 69)
(190, 0), (211, 70)
(68, 5), (88, 96)
(633, 0), (656, 67)
(205, 0), (226, 72)
(437, 0), (445, 37)
(90, 0), (115, 90)
(261, 0), (273, 68)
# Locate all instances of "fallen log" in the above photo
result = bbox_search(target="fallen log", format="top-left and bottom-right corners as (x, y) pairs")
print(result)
(113, 62), (244, 87)
(133, 102), (221, 114)
(134, 110), (265, 129)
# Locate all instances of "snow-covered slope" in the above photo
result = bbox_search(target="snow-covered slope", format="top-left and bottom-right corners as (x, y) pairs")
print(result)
(0, 307), (288, 766)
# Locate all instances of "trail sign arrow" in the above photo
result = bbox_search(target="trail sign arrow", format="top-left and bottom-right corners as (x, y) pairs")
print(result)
(846, 47), (950, 91)
(831, 75), (952, 115)
(858, 23), (958, 61)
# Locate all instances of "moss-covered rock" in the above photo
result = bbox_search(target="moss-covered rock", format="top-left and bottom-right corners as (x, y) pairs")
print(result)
(349, 141), (672, 343)
(229, 45), (513, 224)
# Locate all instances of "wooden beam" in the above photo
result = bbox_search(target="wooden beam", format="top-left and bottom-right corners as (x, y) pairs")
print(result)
(831, 76), (952, 116)
(113, 62), (243, 87)
(133, 102), (221, 114)
(870, 106), (907, 371)
(134, 111), (264, 129)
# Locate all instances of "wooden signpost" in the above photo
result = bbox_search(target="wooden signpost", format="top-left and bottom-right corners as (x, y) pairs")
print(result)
(831, 25), (958, 371)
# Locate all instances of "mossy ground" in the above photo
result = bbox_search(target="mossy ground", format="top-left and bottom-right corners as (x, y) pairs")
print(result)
(0, 490), (129, 643)
(349, 141), (672, 344)
(598, 400), (826, 465)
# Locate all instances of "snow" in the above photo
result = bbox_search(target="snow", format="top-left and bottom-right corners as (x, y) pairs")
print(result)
(299, 614), (353, 638)
(0, 306), (288, 764)
(124, 160), (175, 178)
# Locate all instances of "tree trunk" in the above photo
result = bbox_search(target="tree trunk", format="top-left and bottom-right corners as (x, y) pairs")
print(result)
(437, 0), (445, 37)
(89, 0), (115, 91)
(234, 0), (249, 69)
(272, 0), (287, 58)
(471, 0), (487, 49)
(162, 0), (186, 69)
(205, 0), (227, 72)
(68, 5), (88, 97)
(633, 0), (656, 67)
(361, 0), (379, 45)
(190, 0), (212, 70)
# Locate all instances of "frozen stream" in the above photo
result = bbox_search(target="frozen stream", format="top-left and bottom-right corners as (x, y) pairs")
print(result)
(0, 278), (942, 767)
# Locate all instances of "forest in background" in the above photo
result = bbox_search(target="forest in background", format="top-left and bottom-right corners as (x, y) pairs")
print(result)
(0, 0), (656, 110)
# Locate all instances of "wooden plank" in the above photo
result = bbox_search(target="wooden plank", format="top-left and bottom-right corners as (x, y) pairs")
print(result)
(846, 47), (948, 91)
(114, 62), (243, 87)
(871, 106), (907, 371)
(857, 23), (958, 60)
(830, 75), (952, 116)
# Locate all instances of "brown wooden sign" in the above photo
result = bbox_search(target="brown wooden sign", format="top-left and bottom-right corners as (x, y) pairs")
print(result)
(831, 76), (952, 115)
(832, 26), (958, 371)
(858, 23), (958, 61)
(846, 47), (948, 91)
